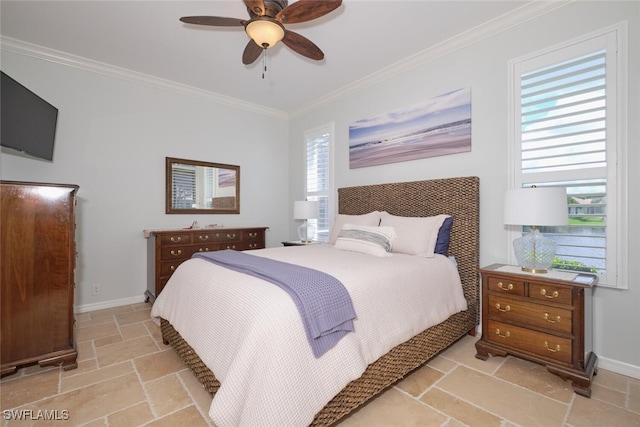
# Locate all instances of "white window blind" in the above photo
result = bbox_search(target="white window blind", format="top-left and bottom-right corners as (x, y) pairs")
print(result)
(304, 124), (334, 242)
(172, 166), (196, 209)
(510, 27), (626, 288)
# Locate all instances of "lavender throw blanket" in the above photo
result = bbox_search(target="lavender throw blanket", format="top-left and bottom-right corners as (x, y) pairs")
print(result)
(192, 250), (356, 358)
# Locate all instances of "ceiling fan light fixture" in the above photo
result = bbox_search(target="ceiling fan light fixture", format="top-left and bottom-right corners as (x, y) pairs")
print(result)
(245, 18), (285, 48)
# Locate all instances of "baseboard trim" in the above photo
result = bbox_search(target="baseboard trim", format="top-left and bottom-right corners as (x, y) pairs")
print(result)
(597, 355), (640, 380)
(75, 295), (147, 314)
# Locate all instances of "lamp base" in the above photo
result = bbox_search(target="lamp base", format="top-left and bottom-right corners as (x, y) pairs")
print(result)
(513, 229), (557, 274)
(521, 267), (549, 274)
(297, 221), (316, 243)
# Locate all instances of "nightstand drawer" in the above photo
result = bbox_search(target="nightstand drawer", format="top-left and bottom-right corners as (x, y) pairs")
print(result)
(487, 276), (525, 296)
(488, 295), (572, 334)
(488, 320), (572, 364)
(529, 282), (572, 305)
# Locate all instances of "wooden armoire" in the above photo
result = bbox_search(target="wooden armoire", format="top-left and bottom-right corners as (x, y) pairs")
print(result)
(1, 181), (79, 376)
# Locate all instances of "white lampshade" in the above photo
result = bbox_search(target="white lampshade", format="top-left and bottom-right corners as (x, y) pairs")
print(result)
(293, 200), (318, 220)
(504, 187), (568, 226)
(245, 18), (285, 48)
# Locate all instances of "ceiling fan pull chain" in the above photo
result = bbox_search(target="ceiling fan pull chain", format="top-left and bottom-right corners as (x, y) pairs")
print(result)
(262, 46), (267, 79)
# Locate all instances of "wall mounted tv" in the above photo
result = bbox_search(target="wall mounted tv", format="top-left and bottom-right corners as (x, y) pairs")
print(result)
(1, 71), (58, 161)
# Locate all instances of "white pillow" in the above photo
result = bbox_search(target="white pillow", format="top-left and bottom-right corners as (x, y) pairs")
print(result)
(328, 211), (381, 244)
(335, 224), (396, 257)
(379, 212), (450, 257)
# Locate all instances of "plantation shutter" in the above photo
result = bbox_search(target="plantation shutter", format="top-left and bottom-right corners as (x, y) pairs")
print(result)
(305, 127), (332, 242)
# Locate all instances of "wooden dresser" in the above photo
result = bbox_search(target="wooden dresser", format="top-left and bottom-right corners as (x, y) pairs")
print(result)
(475, 263), (598, 397)
(145, 227), (268, 302)
(1, 181), (79, 376)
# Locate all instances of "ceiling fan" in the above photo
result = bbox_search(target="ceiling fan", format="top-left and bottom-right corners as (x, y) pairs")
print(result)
(180, 0), (343, 65)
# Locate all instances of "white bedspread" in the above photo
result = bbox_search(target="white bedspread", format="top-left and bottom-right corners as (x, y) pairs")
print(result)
(151, 244), (467, 426)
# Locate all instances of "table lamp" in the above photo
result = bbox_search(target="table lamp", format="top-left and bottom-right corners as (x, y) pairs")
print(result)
(294, 200), (319, 243)
(503, 186), (568, 273)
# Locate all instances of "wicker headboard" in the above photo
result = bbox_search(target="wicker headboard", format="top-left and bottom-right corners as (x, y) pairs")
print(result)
(338, 176), (480, 322)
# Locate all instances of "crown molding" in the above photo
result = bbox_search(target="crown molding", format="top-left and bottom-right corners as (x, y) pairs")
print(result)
(289, 0), (574, 119)
(0, 36), (289, 120)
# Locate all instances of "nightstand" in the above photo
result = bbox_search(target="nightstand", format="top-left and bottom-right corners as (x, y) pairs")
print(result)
(475, 263), (598, 397)
(281, 240), (321, 246)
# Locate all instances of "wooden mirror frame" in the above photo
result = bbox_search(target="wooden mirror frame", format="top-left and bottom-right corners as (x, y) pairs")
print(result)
(166, 157), (240, 214)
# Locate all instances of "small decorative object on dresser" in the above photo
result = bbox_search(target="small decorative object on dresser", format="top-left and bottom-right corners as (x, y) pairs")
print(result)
(475, 263), (598, 397)
(1, 181), (79, 376)
(144, 227), (267, 303)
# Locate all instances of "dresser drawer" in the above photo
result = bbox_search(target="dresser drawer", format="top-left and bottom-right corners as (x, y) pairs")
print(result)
(529, 282), (572, 305)
(194, 230), (242, 242)
(488, 295), (572, 334)
(487, 275), (525, 296)
(488, 320), (572, 364)
(159, 233), (192, 245)
(160, 260), (183, 276)
(233, 241), (264, 251)
(243, 229), (265, 241)
(159, 245), (198, 260)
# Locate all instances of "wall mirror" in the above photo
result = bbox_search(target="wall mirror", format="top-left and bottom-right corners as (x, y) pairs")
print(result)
(166, 157), (240, 214)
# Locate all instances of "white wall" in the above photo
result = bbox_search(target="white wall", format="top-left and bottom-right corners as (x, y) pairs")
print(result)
(1, 50), (290, 310)
(289, 1), (640, 375)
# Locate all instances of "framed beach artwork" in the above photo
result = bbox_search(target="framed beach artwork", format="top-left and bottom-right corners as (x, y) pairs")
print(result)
(349, 87), (471, 169)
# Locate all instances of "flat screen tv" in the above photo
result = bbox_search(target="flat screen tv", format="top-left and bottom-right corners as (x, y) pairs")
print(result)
(1, 71), (58, 161)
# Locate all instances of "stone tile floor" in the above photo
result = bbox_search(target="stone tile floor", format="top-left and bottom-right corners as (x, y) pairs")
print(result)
(1, 303), (638, 426)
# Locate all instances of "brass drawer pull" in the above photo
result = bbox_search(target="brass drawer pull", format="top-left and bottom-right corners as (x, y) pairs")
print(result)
(540, 289), (559, 299)
(170, 265), (176, 271)
(249, 243), (258, 249)
(497, 282), (514, 291)
(198, 235), (209, 241)
(495, 303), (511, 312)
(198, 248), (210, 252)
(544, 342), (561, 353)
(227, 233), (237, 239)
(495, 328), (510, 338)
(170, 236), (182, 243)
(249, 232), (257, 237)
(226, 245), (236, 250)
(544, 313), (561, 324)
(170, 249), (182, 256)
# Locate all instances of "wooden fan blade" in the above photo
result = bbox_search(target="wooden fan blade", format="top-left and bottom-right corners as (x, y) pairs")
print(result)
(282, 30), (324, 61)
(242, 40), (264, 65)
(180, 16), (246, 27)
(277, 0), (342, 24)
(243, 0), (266, 16)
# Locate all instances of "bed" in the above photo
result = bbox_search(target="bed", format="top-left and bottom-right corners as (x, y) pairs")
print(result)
(152, 176), (479, 426)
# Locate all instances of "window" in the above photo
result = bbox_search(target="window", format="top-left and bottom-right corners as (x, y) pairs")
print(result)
(509, 25), (627, 288)
(304, 123), (334, 242)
